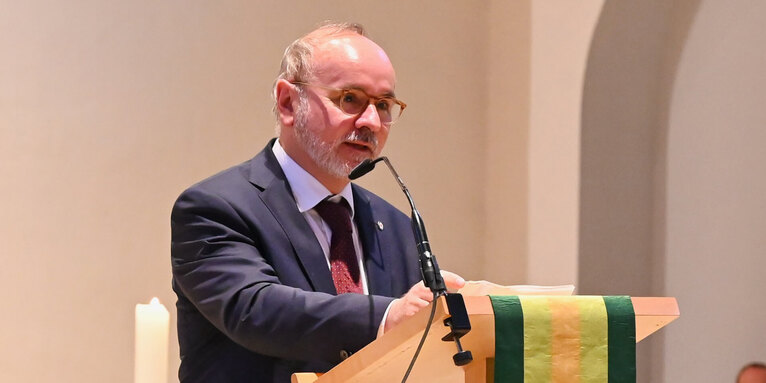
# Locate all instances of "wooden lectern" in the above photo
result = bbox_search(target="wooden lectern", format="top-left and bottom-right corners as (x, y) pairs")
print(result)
(292, 296), (679, 383)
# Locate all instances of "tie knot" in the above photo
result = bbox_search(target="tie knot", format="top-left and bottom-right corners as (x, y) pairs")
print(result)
(314, 198), (353, 234)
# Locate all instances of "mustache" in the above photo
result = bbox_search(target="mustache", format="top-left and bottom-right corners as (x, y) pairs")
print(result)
(345, 128), (378, 150)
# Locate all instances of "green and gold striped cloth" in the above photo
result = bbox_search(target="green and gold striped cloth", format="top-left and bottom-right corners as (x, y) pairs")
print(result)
(489, 296), (635, 383)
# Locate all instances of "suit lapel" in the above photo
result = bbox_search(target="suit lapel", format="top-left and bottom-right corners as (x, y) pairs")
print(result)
(249, 141), (337, 295)
(353, 186), (392, 297)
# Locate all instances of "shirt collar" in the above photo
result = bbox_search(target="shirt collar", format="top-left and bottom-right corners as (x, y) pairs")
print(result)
(272, 139), (355, 216)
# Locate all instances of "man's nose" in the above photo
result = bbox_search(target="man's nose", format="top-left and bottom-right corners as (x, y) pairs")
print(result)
(355, 103), (383, 132)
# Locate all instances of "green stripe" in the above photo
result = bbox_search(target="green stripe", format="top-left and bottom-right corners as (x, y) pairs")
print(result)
(489, 295), (524, 383)
(577, 296), (608, 383)
(520, 296), (552, 383)
(603, 296), (636, 383)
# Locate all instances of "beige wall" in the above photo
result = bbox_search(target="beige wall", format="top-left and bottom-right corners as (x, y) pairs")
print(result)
(661, 1), (766, 380)
(526, 0), (604, 286)
(483, 0), (606, 286)
(581, 0), (766, 382)
(482, 0), (530, 286)
(3, 1), (764, 382)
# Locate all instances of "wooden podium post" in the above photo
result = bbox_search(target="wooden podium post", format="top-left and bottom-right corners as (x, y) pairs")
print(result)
(292, 296), (679, 383)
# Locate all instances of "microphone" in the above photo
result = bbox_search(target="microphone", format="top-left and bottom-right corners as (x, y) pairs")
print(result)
(348, 158), (381, 180)
(349, 157), (446, 295)
(349, 156), (473, 368)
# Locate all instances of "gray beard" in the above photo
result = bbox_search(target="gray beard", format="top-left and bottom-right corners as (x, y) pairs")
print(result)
(293, 95), (378, 179)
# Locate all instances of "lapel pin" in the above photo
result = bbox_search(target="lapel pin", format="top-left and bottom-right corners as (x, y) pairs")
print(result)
(376, 221), (384, 231)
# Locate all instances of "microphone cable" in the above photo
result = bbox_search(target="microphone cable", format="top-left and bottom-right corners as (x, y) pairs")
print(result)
(400, 291), (438, 383)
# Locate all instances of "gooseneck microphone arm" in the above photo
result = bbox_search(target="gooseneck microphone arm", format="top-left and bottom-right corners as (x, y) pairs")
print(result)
(349, 157), (472, 367)
(349, 157), (446, 294)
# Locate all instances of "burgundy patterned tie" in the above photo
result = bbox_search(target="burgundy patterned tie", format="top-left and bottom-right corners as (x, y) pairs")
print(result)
(313, 198), (363, 294)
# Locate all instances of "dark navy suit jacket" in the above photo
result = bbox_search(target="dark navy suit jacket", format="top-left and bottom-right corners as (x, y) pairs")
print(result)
(171, 140), (421, 382)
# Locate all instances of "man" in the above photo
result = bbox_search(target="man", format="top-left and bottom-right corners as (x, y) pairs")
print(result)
(738, 363), (766, 383)
(171, 22), (464, 382)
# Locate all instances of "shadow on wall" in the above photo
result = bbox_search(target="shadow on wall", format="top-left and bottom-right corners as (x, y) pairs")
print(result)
(579, 1), (701, 383)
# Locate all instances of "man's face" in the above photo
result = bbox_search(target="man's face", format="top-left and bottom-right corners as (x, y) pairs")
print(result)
(291, 33), (396, 180)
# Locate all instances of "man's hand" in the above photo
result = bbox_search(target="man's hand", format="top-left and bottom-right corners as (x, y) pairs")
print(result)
(383, 271), (466, 333)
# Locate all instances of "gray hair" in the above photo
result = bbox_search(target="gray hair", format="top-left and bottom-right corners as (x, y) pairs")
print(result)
(273, 22), (367, 133)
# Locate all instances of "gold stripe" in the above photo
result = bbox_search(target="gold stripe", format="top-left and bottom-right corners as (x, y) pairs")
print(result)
(549, 297), (581, 383)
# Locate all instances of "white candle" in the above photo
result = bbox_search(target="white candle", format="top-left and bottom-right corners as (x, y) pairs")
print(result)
(134, 297), (169, 383)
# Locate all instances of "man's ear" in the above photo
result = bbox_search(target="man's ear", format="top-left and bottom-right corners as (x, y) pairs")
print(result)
(275, 79), (296, 127)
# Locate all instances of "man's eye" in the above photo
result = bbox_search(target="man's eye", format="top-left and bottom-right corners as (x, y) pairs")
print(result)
(342, 92), (362, 105)
(376, 99), (393, 111)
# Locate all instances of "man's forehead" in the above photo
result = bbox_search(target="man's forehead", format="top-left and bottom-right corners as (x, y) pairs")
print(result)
(323, 37), (362, 61)
(312, 33), (385, 61)
(310, 34), (396, 92)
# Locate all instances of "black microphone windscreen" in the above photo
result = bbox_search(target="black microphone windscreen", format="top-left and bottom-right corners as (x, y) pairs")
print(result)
(348, 159), (376, 180)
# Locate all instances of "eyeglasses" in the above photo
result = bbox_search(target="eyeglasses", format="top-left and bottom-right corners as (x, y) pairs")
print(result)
(291, 82), (407, 125)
